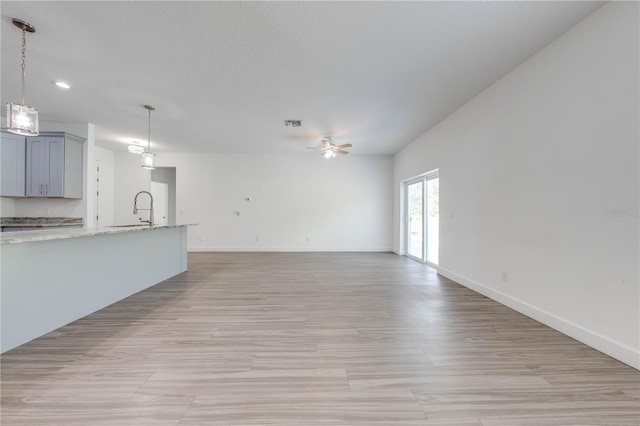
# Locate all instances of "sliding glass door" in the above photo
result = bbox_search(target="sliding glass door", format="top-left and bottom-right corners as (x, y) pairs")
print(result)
(405, 171), (439, 265)
(407, 180), (424, 260)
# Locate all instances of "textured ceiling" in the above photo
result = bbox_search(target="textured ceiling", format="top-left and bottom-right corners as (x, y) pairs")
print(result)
(1, 1), (603, 155)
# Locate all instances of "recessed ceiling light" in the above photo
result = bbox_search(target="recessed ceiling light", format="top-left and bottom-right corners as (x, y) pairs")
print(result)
(53, 81), (71, 89)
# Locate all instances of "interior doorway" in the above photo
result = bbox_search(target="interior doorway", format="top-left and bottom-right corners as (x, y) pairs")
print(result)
(150, 167), (176, 225)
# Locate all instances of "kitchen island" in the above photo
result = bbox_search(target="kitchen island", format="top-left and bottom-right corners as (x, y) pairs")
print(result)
(0, 224), (194, 353)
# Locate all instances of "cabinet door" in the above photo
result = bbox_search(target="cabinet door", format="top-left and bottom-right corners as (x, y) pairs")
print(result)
(46, 137), (65, 197)
(0, 131), (26, 197)
(26, 137), (49, 197)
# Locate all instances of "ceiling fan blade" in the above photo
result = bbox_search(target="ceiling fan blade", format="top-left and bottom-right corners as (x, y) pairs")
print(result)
(336, 149), (349, 155)
(335, 143), (352, 149)
(307, 147), (319, 150)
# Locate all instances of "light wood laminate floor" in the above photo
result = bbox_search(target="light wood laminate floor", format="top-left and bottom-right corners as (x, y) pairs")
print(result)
(2, 252), (639, 425)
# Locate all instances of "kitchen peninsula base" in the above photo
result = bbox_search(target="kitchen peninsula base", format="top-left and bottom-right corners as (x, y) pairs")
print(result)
(1, 225), (190, 353)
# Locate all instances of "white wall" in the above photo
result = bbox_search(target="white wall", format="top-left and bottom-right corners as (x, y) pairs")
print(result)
(95, 146), (115, 227)
(113, 151), (152, 225)
(123, 153), (393, 251)
(0, 197), (16, 217)
(14, 196), (84, 220)
(393, 2), (639, 368)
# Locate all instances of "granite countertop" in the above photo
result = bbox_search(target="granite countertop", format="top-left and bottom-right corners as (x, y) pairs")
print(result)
(0, 217), (84, 227)
(0, 223), (197, 245)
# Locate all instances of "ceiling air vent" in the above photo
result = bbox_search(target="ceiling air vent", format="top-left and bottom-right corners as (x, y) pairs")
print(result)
(284, 120), (302, 127)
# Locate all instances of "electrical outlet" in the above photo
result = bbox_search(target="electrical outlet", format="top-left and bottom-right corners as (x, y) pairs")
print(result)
(255, 237), (259, 242)
(305, 237), (310, 242)
(501, 271), (509, 283)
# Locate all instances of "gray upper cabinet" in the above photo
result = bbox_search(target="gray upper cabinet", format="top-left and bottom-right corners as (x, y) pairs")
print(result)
(0, 130), (26, 197)
(25, 132), (84, 199)
(25, 135), (50, 197)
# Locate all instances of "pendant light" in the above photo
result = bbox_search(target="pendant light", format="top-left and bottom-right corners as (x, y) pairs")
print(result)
(6, 19), (39, 136)
(141, 105), (155, 169)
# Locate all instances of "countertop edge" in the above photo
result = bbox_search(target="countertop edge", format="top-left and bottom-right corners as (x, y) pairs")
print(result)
(0, 224), (198, 245)
(1, 223), (83, 228)
(0, 217), (84, 227)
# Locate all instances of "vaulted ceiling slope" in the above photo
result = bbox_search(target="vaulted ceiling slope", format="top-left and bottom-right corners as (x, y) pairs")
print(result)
(1, 1), (604, 155)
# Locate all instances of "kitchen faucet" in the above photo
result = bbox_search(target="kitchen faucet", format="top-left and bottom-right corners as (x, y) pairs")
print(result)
(133, 191), (154, 226)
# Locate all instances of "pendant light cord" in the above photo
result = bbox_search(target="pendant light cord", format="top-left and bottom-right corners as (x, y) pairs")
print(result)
(144, 105), (155, 153)
(21, 28), (26, 105)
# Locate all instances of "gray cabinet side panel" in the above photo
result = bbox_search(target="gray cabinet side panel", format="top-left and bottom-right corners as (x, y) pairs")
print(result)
(63, 136), (83, 199)
(0, 131), (26, 197)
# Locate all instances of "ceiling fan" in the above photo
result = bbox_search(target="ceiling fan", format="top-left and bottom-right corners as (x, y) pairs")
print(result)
(308, 137), (353, 158)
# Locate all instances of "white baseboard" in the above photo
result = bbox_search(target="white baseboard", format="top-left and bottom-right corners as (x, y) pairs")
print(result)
(188, 247), (394, 253)
(437, 267), (640, 370)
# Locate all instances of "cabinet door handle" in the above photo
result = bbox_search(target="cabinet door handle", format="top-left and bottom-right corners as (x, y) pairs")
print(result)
(40, 184), (43, 195)
(45, 184), (48, 195)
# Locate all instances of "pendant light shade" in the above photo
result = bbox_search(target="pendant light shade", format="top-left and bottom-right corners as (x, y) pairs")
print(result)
(141, 152), (155, 169)
(6, 103), (38, 136)
(141, 105), (155, 170)
(6, 19), (39, 136)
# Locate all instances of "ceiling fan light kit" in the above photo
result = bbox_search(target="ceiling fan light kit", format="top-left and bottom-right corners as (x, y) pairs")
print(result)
(6, 18), (39, 136)
(316, 137), (352, 158)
